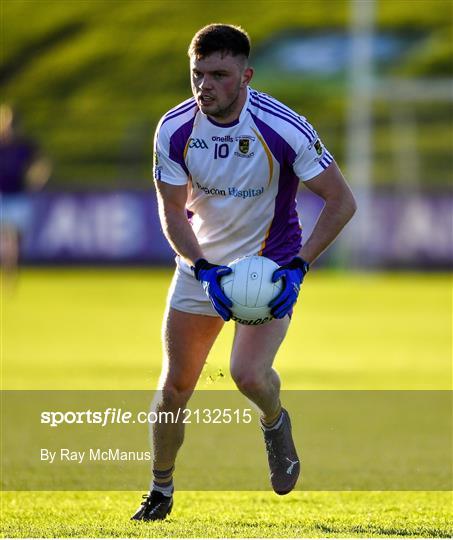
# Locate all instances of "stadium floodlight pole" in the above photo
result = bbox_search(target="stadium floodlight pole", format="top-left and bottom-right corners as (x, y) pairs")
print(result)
(344, 0), (375, 268)
(390, 100), (420, 193)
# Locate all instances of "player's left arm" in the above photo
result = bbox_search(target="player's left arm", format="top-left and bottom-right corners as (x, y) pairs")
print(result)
(299, 161), (356, 264)
(269, 161), (356, 319)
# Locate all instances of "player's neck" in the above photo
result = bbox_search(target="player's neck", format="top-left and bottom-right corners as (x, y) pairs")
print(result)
(208, 87), (248, 125)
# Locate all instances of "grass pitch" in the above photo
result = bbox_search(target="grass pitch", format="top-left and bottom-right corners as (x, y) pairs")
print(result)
(2, 491), (451, 538)
(1, 268), (452, 538)
(3, 269), (450, 390)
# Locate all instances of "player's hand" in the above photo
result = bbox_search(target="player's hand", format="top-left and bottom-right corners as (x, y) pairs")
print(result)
(193, 258), (233, 321)
(269, 257), (309, 319)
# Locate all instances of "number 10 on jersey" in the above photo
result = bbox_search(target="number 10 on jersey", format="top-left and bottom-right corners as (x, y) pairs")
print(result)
(214, 143), (229, 159)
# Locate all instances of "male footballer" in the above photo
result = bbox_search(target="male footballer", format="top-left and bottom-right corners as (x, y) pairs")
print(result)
(132, 23), (356, 521)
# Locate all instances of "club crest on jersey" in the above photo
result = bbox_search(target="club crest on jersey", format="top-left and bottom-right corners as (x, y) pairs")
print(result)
(314, 139), (323, 155)
(235, 135), (255, 158)
(238, 138), (249, 154)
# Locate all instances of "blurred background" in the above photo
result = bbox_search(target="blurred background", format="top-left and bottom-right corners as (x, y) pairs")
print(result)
(2, 0), (452, 268)
(1, 0), (451, 390)
(2, 6), (451, 537)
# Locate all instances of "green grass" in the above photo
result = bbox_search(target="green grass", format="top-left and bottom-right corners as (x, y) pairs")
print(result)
(3, 269), (451, 390)
(2, 491), (452, 538)
(1, 268), (452, 538)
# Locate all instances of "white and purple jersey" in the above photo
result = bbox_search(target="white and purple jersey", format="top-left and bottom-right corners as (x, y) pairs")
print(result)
(154, 87), (333, 269)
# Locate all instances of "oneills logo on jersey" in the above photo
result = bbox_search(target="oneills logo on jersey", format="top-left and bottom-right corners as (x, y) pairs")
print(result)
(212, 135), (234, 142)
(189, 138), (209, 149)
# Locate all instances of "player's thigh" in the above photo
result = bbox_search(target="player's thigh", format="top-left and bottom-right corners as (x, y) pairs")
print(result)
(230, 316), (291, 376)
(160, 307), (224, 391)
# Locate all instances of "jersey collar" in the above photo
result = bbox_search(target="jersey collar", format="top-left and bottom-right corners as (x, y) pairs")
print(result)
(206, 87), (250, 128)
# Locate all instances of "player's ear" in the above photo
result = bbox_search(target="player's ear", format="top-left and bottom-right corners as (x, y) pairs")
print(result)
(241, 66), (254, 88)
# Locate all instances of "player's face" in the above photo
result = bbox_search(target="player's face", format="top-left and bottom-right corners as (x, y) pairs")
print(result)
(190, 52), (253, 124)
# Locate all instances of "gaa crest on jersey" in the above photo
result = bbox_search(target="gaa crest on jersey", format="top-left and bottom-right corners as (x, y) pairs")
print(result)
(189, 138), (209, 149)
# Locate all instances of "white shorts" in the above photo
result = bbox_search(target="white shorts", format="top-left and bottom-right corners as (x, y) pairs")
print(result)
(167, 259), (219, 317)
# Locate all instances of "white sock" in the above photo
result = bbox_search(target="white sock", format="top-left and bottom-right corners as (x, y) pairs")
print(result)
(261, 411), (284, 431)
(151, 480), (174, 498)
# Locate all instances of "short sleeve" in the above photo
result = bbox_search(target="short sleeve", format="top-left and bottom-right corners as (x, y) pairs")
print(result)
(292, 122), (334, 182)
(153, 123), (189, 186)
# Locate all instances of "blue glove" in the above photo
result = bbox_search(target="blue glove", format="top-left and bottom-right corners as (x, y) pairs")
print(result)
(193, 258), (233, 321)
(269, 257), (309, 319)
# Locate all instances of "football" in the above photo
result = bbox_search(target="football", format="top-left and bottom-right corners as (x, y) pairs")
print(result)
(220, 255), (283, 325)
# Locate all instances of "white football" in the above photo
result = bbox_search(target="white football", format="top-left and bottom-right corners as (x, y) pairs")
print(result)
(220, 255), (283, 325)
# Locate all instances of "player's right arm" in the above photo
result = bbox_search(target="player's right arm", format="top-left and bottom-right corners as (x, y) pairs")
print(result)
(154, 179), (203, 267)
(153, 115), (232, 320)
(155, 180), (233, 321)
(153, 115), (203, 267)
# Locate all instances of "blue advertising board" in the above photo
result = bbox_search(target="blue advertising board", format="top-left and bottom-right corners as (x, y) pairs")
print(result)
(18, 190), (453, 268)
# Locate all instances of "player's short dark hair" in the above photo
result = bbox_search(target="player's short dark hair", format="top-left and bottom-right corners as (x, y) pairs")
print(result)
(188, 24), (250, 60)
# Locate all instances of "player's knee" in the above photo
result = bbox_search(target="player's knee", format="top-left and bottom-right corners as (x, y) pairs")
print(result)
(230, 366), (265, 394)
(158, 383), (193, 409)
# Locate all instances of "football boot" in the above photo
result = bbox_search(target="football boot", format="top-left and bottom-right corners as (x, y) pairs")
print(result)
(262, 408), (300, 495)
(131, 490), (173, 521)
